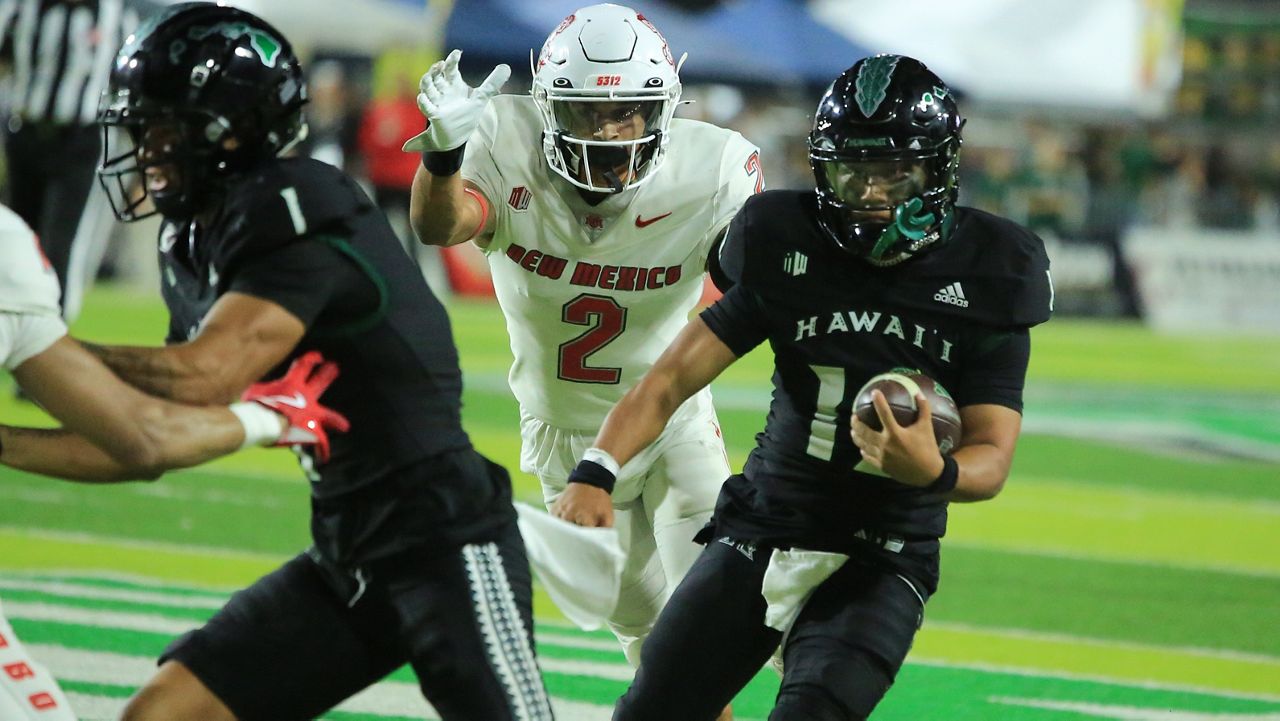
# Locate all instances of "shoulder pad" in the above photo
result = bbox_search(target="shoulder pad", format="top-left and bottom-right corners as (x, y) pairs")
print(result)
(951, 208), (1053, 327)
(213, 158), (372, 271)
(712, 190), (824, 292)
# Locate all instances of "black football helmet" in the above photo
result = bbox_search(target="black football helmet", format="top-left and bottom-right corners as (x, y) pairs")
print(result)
(97, 2), (307, 220)
(809, 54), (963, 266)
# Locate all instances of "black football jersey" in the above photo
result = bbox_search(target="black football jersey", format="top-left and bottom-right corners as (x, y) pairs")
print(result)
(701, 190), (1052, 577)
(157, 158), (486, 561)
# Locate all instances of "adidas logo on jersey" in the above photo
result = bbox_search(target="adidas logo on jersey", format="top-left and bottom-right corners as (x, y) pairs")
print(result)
(783, 251), (808, 276)
(934, 282), (969, 307)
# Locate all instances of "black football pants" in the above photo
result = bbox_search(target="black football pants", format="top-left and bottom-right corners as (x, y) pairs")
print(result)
(614, 539), (927, 721)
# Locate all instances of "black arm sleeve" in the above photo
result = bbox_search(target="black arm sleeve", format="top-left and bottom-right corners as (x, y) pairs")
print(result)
(227, 239), (375, 330)
(699, 284), (771, 357)
(952, 328), (1032, 412)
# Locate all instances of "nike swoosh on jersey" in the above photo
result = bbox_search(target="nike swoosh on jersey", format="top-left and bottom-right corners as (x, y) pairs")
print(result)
(635, 212), (673, 228)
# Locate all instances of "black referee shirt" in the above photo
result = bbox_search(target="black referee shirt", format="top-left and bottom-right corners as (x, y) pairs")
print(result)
(0, 0), (154, 127)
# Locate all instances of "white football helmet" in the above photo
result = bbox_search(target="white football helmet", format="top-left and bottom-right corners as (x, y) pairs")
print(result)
(531, 4), (684, 193)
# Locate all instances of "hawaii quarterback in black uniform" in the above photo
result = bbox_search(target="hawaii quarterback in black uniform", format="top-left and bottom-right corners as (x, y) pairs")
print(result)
(91, 5), (553, 720)
(560, 55), (1052, 721)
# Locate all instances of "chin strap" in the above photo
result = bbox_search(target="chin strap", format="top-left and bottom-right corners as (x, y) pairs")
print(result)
(869, 197), (936, 262)
(601, 169), (624, 194)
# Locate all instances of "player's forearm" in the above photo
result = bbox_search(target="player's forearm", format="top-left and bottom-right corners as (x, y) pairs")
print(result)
(132, 402), (255, 471)
(409, 166), (473, 247)
(593, 377), (685, 468)
(0, 403), (249, 482)
(0, 426), (159, 482)
(946, 442), (1012, 502)
(81, 341), (235, 404)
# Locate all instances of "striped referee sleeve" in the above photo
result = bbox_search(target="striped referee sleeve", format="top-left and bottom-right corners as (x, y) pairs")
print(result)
(2, 0), (150, 127)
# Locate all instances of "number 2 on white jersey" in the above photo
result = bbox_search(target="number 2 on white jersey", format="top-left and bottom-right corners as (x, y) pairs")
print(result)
(558, 294), (627, 384)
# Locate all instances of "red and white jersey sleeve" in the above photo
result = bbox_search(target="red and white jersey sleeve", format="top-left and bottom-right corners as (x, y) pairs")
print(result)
(0, 205), (66, 371)
(462, 96), (762, 428)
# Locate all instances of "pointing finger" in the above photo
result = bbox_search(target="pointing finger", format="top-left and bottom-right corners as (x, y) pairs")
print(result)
(474, 64), (511, 100)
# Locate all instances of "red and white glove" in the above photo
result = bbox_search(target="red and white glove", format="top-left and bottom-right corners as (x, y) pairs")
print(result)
(239, 351), (350, 463)
(401, 49), (510, 153)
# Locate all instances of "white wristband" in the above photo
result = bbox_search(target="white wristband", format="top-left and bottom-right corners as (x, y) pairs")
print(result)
(582, 447), (621, 477)
(229, 402), (282, 449)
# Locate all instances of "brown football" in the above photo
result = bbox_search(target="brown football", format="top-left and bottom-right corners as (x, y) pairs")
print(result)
(853, 370), (963, 455)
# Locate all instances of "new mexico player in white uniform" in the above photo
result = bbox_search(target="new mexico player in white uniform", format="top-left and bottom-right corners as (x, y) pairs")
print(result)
(0, 204), (77, 721)
(0, 203), (345, 719)
(407, 4), (762, 667)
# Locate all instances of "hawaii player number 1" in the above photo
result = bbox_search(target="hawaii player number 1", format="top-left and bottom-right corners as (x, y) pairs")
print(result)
(558, 293), (628, 384)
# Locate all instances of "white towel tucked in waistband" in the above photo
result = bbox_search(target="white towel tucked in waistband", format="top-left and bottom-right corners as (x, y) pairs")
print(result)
(761, 548), (850, 633)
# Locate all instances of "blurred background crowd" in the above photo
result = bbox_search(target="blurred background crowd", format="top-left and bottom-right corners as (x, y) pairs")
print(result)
(4, 0), (1278, 332)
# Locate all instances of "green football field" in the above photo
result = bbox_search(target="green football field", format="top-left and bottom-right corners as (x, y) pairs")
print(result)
(1, 285), (1278, 720)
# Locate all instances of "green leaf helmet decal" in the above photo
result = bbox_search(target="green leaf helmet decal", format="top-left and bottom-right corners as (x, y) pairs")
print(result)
(189, 23), (282, 67)
(854, 55), (900, 117)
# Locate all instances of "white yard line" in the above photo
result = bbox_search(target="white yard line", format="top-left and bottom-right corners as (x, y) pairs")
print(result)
(39, 645), (613, 721)
(0, 578), (224, 609)
(923, 620), (1280, 667)
(909, 658), (1280, 704)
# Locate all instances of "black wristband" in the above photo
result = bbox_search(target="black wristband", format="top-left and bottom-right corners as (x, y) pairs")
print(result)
(421, 144), (466, 176)
(567, 459), (616, 495)
(925, 454), (959, 495)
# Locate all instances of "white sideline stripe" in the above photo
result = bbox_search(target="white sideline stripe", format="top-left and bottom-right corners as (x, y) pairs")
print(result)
(40, 644), (1280, 721)
(909, 658), (1280, 704)
(11, 598), (1278, 673)
(0, 579), (225, 609)
(927, 621), (1280, 666)
(8, 602), (638, 676)
(128, 482), (295, 509)
(990, 696), (1280, 719)
(539, 656), (634, 682)
(943, 538), (1280, 580)
(29, 644), (154, 685)
(15, 606), (636, 680)
(5, 601), (198, 635)
(39, 646), (612, 721)
(0, 569), (233, 597)
(536, 631), (626, 654)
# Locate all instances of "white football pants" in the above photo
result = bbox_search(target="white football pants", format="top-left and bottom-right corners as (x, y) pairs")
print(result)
(521, 393), (731, 667)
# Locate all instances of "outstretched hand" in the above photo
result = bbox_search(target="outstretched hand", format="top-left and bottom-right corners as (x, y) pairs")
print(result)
(850, 390), (945, 487)
(242, 351), (350, 463)
(402, 49), (511, 153)
(551, 482), (615, 528)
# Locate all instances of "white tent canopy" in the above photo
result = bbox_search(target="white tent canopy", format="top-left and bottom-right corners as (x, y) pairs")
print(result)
(811, 0), (1184, 116)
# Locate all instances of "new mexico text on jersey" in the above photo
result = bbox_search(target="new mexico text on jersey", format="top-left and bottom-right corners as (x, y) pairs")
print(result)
(464, 95), (763, 429)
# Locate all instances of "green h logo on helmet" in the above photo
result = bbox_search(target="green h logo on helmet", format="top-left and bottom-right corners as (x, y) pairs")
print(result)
(189, 23), (282, 67)
(854, 55), (900, 117)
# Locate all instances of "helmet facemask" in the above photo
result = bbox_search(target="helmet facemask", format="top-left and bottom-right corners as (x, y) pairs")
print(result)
(531, 5), (682, 194)
(98, 104), (227, 221)
(811, 142), (960, 266)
